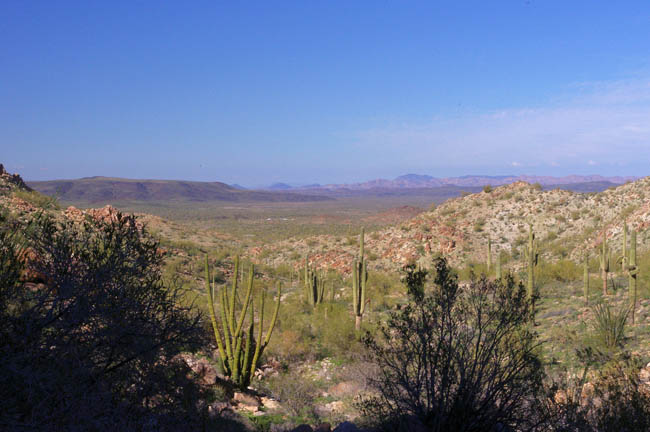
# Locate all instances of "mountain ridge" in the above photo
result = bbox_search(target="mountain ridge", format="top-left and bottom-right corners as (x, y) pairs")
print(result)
(267, 174), (637, 191)
(27, 176), (334, 204)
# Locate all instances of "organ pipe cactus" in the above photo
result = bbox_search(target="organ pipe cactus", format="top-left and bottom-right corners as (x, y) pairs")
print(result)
(599, 232), (611, 296)
(627, 230), (638, 324)
(205, 255), (281, 389)
(304, 257), (325, 306)
(583, 257), (589, 305)
(352, 228), (369, 331)
(524, 224), (539, 300)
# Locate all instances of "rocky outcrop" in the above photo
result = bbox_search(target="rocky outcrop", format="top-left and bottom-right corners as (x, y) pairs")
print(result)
(0, 163), (32, 193)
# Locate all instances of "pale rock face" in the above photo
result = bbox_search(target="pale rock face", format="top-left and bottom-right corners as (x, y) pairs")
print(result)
(233, 391), (262, 411)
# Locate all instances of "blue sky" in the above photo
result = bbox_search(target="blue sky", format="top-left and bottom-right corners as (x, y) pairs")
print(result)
(2, 1), (650, 186)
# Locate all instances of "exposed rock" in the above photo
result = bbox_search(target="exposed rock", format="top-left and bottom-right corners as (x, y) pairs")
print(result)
(178, 353), (220, 386)
(0, 164), (32, 192)
(208, 401), (232, 417)
(554, 389), (568, 405)
(64, 204), (144, 229)
(233, 391), (262, 411)
(314, 423), (332, 432)
(316, 400), (345, 417)
(640, 364), (650, 383)
(328, 381), (359, 398)
(250, 177), (650, 275)
(261, 396), (281, 410)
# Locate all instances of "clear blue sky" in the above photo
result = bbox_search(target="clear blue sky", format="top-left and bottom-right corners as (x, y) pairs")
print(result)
(2, 1), (650, 186)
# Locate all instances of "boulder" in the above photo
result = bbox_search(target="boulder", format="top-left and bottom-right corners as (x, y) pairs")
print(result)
(261, 396), (281, 410)
(328, 381), (359, 398)
(233, 391), (262, 412)
(178, 354), (219, 385)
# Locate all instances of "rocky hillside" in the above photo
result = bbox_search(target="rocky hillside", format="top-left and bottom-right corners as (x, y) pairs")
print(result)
(0, 163), (32, 194)
(251, 178), (650, 273)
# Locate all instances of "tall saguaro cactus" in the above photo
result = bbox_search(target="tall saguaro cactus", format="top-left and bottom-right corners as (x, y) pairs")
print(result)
(486, 238), (492, 273)
(205, 255), (281, 389)
(627, 230), (639, 324)
(524, 224), (539, 300)
(618, 221), (629, 275)
(583, 257), (589, 305)
(495, 250), (501, 281)
(352, 228), (368, 331)
(599, 232), (611, 296)
(304, 257), (325, 307)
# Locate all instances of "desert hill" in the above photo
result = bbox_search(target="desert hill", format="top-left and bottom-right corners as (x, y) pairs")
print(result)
(250, 178), (650, 273)
(27, 176), (333, 204)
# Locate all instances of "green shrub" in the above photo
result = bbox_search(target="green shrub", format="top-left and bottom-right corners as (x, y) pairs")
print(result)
(536, 259), (581, 285)
(0, 212), (209, 429)
(593, 302), (629, 349)
(13, 189), (60, 210)
(359, 259), (543, 431)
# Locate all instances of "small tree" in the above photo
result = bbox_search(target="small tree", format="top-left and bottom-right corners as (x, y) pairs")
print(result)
(360, 258), (544, 431)
(0, 211), (208, 430)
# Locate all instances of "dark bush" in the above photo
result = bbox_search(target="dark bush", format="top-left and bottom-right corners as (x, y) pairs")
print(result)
(360, 258), (545, 431)
(0, 211), (212, 430)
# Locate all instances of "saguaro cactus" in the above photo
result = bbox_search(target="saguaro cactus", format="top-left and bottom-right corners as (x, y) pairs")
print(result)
(599, 232), (611, 296)
(627, 230), (639, 324)
(583, 257), (589, 305)
(495, 250), (501, 281)
(352, 228), (368, 331)
(205, 255), (281, 389)
(619, 221), (628, 275)
(304, 257), (325, 306)
(524, 224), (539, 300)
(486, 238), (492, 273)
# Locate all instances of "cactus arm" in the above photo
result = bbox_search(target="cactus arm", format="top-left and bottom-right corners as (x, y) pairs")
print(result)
(231, 331), (243, 385)
(241, 305), (254, 386)
(234, 264), (255, 339)
(583, 257), (589, 305)
(228, 256), (239, 336)
(622, 222), (628, 271)
(250, 283), (281, 380)
(352, 260), (359, 314)
(360, 259), (367, 315)
(495, 251), (501, 280)
(359, 227), (365, 259)
(263, 283), (281, 347)
(629, 230), (638, 323)
(205, 256), (229, 373)
(249, 288), (266, 381)
(487, 238), (492, 273)
(219, 282), (233, 369)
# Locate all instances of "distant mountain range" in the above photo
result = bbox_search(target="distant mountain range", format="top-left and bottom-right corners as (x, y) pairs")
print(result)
(27, 177), (333, 204)
(24, 172), (640, 206)
(264, 174), (637, 191)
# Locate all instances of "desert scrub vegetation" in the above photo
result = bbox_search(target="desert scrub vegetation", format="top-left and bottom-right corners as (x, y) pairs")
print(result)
(358, 258), (546, 431)
(13, 188), (60, 210)
(0, 210), (216, 430)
